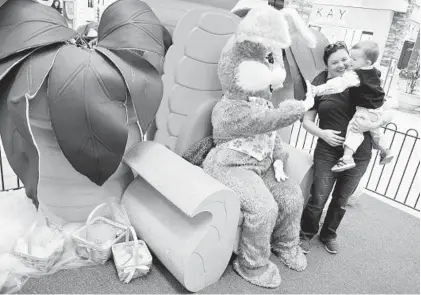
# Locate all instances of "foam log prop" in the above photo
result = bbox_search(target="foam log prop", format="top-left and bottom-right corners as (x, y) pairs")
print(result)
(122, 141), (240, 292)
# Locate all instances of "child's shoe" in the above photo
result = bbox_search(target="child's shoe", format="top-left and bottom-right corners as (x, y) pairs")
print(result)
(379, 149), (394, 165)
(331, 157), (356, 172)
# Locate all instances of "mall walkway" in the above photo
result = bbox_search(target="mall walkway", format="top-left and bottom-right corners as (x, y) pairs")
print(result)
(20, 193), (420, 294)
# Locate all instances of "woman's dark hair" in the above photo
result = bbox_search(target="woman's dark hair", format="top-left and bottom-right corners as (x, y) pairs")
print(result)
(323, 41), (348, 66)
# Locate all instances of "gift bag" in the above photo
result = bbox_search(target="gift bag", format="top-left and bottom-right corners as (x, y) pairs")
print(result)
(72, 203), (127, 264)
(112, 226), (152, 284)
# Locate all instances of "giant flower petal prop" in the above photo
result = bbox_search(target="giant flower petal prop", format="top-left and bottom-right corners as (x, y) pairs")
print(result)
(0, 0), (171, 191)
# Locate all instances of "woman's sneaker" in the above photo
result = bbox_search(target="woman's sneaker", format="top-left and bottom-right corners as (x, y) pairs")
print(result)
(320, 239), (339, 254)
(331, 157), (356, 172)
(379, 149), (394, 165)
(299, 239), (312, 254)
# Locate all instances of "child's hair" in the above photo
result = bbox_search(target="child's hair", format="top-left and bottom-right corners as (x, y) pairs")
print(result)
(352, 40), (380, 65)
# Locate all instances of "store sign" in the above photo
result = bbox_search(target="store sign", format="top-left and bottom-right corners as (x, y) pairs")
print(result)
(310, 5), (348, 26)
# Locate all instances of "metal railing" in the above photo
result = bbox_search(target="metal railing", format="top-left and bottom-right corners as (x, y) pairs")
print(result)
(0, 148), (23, 192)
(289, 121), (420, 212)
(1, 122), (420, 211)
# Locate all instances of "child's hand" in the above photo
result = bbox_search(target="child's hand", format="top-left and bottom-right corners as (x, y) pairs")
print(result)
(273, 159), (288, 182)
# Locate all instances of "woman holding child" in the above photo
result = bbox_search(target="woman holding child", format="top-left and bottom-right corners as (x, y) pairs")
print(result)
(299, 41), (390, 254)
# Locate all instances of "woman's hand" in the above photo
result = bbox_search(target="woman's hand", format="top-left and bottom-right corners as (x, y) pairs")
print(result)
(321, 129), (345, 147)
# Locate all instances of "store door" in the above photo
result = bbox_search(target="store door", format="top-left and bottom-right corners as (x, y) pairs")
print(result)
(397, 40), (415, 70)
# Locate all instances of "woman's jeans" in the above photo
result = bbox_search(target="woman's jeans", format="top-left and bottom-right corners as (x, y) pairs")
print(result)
(300, 142), (370, 242)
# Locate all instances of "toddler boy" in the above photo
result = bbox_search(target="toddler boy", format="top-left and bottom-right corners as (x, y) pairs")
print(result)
(313, 40), (394, 172)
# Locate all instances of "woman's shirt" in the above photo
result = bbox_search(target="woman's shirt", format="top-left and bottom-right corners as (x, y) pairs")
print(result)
(311, 70), (373, 161)
(314, 69), (385, 109)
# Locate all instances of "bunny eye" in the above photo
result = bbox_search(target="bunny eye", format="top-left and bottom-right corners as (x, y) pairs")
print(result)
(266, 52), (274, 64)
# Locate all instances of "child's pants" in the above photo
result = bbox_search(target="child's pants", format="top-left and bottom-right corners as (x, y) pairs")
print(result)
(344, 106), (389, 153)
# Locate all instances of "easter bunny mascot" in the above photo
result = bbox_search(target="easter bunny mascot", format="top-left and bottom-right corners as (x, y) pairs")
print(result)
(202, 6), (316, 288)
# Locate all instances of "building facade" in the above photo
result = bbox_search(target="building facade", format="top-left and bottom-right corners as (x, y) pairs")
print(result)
(59, 0), (117, 29)
(302, 0), (419, 76)
(41, 0), (420, 75)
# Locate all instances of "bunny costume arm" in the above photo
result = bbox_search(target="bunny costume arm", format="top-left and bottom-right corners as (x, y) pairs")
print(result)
(273, 134), (289, 163)
(213, 98), (305, 138)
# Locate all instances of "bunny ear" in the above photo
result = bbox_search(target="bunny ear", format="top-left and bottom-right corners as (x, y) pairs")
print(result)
(231, 0), (268, 14)
(280, 8), (317, 48)
(235, 6), (292, 50)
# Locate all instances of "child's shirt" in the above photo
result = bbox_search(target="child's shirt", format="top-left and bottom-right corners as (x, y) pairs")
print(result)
(315, 68), (385, 109)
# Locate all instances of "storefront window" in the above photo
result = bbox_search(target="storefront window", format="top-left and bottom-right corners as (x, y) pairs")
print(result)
(314, 25), (374, 48)
(360, 31), (374, 41)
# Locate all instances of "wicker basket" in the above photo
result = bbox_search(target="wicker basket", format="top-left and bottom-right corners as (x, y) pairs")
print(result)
(72, 203), (128, 264)
(13, 222), (64, 272)
(112, 226), (152, 283)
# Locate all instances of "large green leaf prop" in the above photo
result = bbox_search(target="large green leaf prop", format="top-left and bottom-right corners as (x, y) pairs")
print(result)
(0, 67), (40, 207)
(0, 47), (42, 205)
(97, 0), (172, 74)
(0, 44), (62, 206)
(0, 0), (168, 188)
(98, 0), (167, 54)
(48, 45), (128, 185)
(0, 0), (77, 59)
(6, 43), (61, 144)
(96, 47), (163, 134)
(0, 50), (36, 81)
(7, 44), (62, 105)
